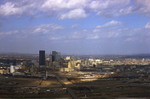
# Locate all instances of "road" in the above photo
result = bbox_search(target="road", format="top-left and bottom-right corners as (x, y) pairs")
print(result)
(55, 74), (79, 99)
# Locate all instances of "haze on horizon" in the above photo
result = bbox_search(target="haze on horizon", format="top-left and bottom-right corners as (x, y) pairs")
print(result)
(0, 0), (150, 55)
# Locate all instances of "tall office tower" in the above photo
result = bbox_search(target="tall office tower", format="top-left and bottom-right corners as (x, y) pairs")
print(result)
(39, 50), (45, 66)
(52, 51), (61, 62)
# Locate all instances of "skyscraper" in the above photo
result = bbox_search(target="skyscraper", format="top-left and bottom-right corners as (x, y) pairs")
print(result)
(39, 50), (45, 66)
(52, 51), (61, 62)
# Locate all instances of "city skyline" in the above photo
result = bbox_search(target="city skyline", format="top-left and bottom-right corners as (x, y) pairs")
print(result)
(0, 0), (150, 55)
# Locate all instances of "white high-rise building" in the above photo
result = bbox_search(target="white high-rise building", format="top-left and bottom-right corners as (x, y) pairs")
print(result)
(10, 65), (14, 73)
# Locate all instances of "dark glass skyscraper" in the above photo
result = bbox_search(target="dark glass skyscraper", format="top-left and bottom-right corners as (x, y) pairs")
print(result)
(52, 51), (61, 62)
(39, 50), (45, 66)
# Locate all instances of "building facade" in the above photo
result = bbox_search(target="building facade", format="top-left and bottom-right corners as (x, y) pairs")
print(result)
(52, 51), (61, 62)
(39, 50), (45, 66)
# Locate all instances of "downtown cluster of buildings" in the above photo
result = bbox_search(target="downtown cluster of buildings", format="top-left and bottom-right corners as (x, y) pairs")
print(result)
(0, 51), (150, 80)
(39, 50), (83, 72)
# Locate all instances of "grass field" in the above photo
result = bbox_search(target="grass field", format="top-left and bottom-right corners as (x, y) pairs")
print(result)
(68, 78), (150, 99)
(0, 74), (150, 99)
(0, 75), (71, 98)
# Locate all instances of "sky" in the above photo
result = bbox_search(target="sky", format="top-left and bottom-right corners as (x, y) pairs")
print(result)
(0, 0), (150, 55)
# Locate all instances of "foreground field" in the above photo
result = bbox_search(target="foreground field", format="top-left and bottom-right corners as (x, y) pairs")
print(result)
(68, 78), (150, 99)
(0, 75), (71, 98)
(0, 74), (150, 99)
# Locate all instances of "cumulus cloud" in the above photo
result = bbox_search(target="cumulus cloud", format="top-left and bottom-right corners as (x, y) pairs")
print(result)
(1, 0), (150, 19)
(41, 0), (88, 10)
(1, 0), (89, 19)
(89, 0), (132, 17)
(59, 8), (87, 19)
(134, 0), (150, 16)
(0, 30), (19, 36)
(67, 29), (99, 40)
(125, 38), (135, 42)
(145, 22), (150, 28)
(93, 20), (122, 33)
(32, 24), (64, 34)
(71, 24), (78, 28)
(0, 24), (64, 40)
(86, 35), (99, 40)
(0, 1), (42, 16)
(97, 20), (122, 28)
(65, 20), (150, 42)
(49, 36), (65, 40)
(1, 2), (21, 16)
(90, 20), (150, 42)
(1, 20), (149, 43)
